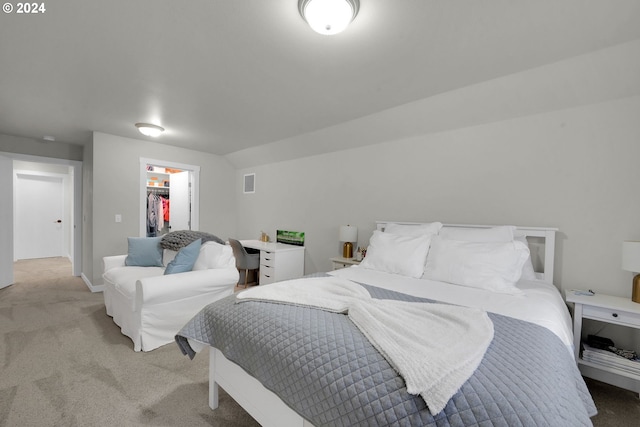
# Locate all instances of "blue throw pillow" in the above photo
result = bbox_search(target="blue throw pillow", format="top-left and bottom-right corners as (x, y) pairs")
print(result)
(125, 237), (164, 267)
(164, 239), (202, 275)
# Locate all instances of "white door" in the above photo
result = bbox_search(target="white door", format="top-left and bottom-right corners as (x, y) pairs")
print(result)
(14, 174), (64, 259)
(169, 171), (191, 231)
(0, 155), (13, 288)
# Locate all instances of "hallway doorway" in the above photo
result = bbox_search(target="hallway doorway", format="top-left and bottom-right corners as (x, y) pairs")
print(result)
(0, 152), (82, 290)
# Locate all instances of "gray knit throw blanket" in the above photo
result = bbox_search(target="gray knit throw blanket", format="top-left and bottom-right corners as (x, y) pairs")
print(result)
(160, 230), (225, 251)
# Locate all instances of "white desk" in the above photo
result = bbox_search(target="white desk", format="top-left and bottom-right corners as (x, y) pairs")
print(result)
(241, 240), (305, 285)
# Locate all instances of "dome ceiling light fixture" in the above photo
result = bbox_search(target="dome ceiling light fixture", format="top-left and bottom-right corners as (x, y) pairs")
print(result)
(135, 122), (165, 137)
(298, 0), (360, 35)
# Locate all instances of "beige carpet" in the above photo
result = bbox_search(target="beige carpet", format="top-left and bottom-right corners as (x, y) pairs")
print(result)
(1, 257), (258, 427)
(2, 258), (639, 426)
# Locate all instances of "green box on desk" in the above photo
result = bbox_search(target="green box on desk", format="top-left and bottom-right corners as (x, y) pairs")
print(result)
(277, 230), (305, 246)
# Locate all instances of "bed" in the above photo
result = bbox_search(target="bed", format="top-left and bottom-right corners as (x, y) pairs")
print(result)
(176, 222), (597, 426)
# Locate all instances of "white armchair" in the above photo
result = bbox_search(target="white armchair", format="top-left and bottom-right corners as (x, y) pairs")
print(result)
(102, 241), (238, 351)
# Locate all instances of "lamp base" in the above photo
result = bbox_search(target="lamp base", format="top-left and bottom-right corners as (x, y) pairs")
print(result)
(633, 274), (640, 304)
(343, 242), (353, 259)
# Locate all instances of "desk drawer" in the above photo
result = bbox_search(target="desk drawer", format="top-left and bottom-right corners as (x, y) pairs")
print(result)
(260, 268), (275, 285)
(583, 305), (640, 328)
(260, 251), (276, 267)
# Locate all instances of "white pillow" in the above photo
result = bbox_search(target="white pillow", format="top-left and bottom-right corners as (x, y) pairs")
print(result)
(422, 236), (530, 294)
(515, 236), (537, 281)
(193, 241), (235, 270)
(384, 222), (443, 236)
(360, 230), (432, 278)
(439, 226), (516, 242)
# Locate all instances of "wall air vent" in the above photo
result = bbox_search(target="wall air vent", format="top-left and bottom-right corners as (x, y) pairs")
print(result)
(243, 173), (255, 194)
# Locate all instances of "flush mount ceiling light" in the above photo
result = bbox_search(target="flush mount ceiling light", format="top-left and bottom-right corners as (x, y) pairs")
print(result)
(298, 0), (359, 35)
(135, 123), (164, 137)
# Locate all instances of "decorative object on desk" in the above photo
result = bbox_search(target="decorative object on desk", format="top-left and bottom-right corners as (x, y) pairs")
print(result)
(260, 231), (270, 242)
(622, 241), (640, 303)
(339, 225), (358, 258)
(276, 230), (305, 246)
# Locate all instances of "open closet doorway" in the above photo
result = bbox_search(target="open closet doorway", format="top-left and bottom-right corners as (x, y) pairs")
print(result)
(139, 158), (200, 237)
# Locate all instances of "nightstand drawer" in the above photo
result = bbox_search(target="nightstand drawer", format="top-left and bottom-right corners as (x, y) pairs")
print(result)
(583, 305), (640, 328)
(333, 262), (351, 270)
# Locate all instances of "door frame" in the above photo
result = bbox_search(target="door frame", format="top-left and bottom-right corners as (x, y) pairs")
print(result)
(139, 157), (200, 237)
(0, 151), (82, 277)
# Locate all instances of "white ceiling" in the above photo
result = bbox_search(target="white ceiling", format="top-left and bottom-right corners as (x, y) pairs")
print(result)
(1, 0), (639, 156)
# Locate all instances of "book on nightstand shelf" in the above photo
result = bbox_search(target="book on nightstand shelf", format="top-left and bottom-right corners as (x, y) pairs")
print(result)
(582, 343), (640, 376)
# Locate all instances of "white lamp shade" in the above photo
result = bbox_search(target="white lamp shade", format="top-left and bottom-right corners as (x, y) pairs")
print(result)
(300, 0), (358, 35)
(339, 225), (358, 242)
(622, 241), (640, 272)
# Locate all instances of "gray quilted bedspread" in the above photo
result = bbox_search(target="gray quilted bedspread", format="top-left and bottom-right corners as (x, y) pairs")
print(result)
(176, 283), (596, 426)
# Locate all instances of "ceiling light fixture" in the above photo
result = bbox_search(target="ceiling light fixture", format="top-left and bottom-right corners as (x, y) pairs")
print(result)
(298, 0), (359, 35)
(135, 123), (164, 137)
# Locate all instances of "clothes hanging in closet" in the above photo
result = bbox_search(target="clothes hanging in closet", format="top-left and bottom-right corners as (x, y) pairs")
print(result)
(147, 192), (169, 236)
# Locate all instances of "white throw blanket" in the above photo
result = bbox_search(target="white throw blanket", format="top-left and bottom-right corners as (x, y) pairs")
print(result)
(236, 277), (494, 415)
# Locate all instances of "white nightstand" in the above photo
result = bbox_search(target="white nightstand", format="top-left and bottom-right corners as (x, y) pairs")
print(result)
(565, 291), (640, 393)
(330, 256), (361, 270)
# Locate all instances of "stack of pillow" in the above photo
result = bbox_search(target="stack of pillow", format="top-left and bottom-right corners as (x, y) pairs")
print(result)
(359, 222), (536, 294)
(124, 236), (233, 275)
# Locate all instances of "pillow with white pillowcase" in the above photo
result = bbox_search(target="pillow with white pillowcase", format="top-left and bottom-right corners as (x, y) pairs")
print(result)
(360, 230), (432, 278)
(384, 222), (443, 236)
(193, 241), (235, 270)
(422, 236), (530, 294)
(439, 226), (516, 242)
(439, 226), (537, 281)
(514, 236), (537, 281)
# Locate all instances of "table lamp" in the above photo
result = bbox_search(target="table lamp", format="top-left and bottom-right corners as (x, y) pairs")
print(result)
(339, 225), (358, 259)
(622, 241), (640, 303)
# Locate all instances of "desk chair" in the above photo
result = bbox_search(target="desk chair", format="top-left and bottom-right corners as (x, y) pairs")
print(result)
(228, 238), (260, 287)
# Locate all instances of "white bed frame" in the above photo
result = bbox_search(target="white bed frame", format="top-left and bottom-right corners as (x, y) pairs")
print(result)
(207, 222), (559, 427)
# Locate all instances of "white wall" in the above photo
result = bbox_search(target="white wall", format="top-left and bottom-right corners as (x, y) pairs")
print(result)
(0, 134), (83, 161)
(0, 155), (13, 288)
(88, 132), (237, 285)
(232, 39), (640, 301)
(236, 96), (640, 298)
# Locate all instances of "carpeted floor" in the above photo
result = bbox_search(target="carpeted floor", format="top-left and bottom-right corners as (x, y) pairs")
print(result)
(1, 257), (258, 427)
(2, 258), (639, 426)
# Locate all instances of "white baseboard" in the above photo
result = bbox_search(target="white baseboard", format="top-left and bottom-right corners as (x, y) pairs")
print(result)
(82, 273), (104, 293)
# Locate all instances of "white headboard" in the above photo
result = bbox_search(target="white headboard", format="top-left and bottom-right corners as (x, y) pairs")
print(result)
(375, 221), (558, 284)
